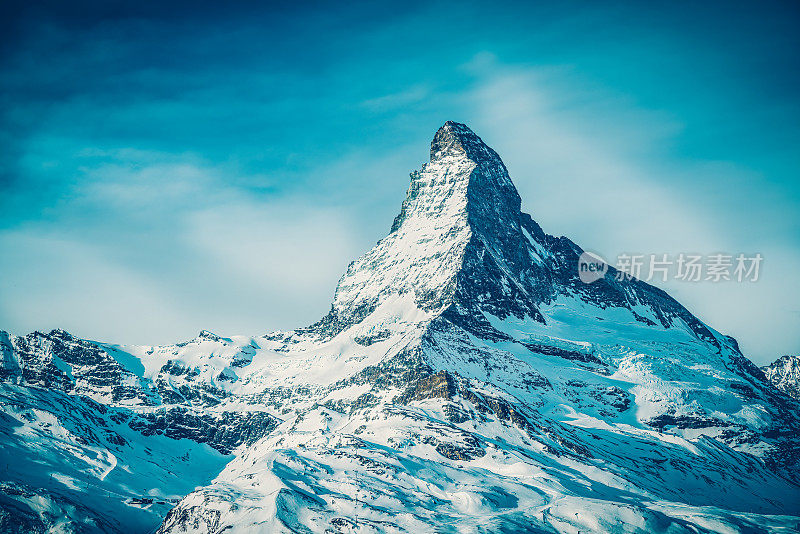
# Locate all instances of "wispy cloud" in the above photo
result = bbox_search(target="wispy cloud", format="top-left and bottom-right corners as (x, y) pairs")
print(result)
(460, 57), (800, 362)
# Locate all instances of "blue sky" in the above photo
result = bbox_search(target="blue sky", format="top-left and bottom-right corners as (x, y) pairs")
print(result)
(1, 1), (798, 364)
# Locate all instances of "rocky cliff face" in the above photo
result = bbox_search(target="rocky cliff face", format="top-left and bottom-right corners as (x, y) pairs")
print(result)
(763, 354), (800, 400)
(2, 122), (799, 533)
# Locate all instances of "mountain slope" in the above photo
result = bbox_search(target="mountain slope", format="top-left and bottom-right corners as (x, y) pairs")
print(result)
(2, 121), (799, 533)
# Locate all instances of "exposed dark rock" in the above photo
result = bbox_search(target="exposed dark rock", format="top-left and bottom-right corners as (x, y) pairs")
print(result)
(129, 408), (279, 455)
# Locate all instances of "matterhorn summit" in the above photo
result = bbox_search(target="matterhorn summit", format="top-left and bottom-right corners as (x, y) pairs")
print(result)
(1, 122), (799, 533)
(319, 120), (537, 337)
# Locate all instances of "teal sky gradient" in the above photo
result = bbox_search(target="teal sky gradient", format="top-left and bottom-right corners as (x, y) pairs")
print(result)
(1, 1), (798, 364)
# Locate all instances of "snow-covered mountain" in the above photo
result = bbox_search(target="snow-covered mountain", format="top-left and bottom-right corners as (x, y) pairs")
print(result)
(2, 121), (799, 533)
(763, 355), (800, 401)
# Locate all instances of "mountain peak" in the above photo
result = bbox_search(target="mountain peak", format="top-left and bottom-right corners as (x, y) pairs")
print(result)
(430, 121), (502, 164)
(316, 121), (724, 349)
(317, 121), (533, 335)
(762, 354), (800, 400)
